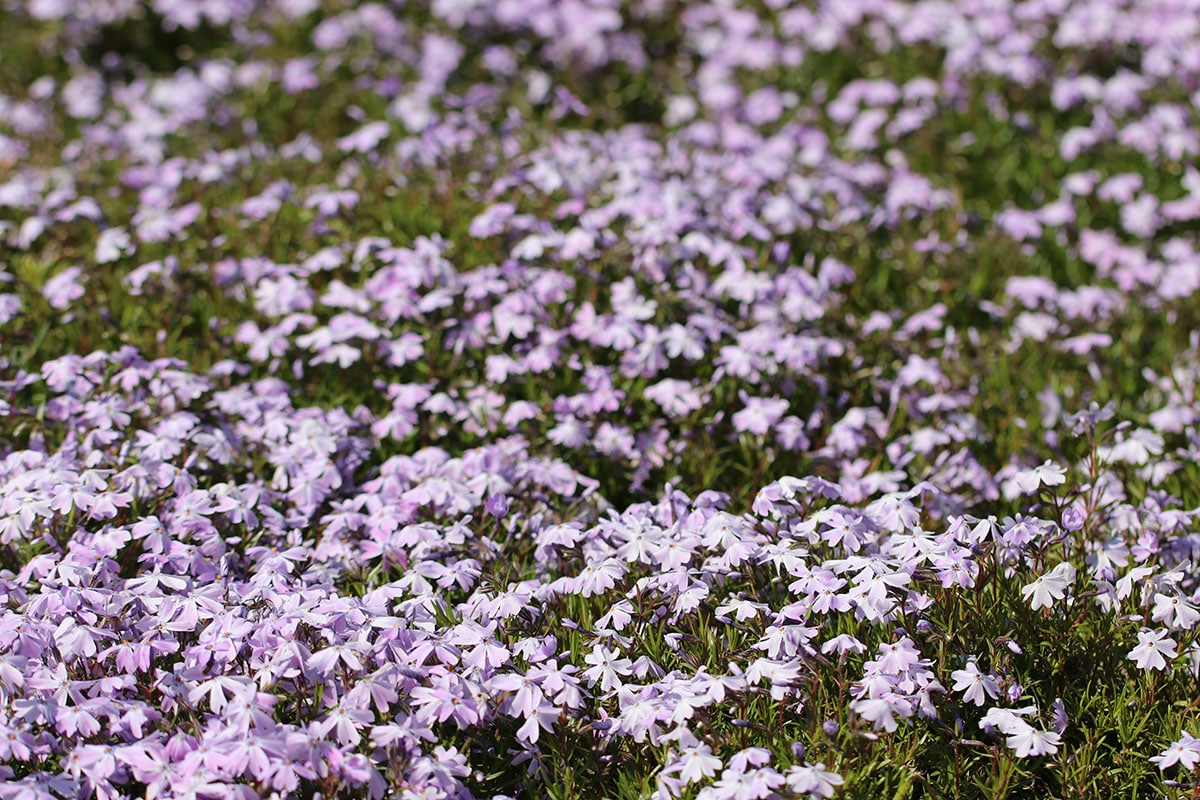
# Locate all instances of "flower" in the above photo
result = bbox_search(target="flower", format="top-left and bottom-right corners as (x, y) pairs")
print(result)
(1128, 629), (1178, 671)
(1151, 593), (1200, 631)
(410, 677), (482, 727)
(980, 705), (1038, 736)
(1005, 724), (1062, 758)
(785, 762), (844, 798)
(1061, 507), (1085, 532)
(675, 744), (722, 785)
(852, 694), (913, 732)
(516, 702), (560, 744)
(1152, 732), (1200, 770)
(42, 266), (85, 310)
(732, 395), (790, 437)
(485, 494), (510, 519)
(1003, 460), (1067, 499)
(1021, 562), (1076, 610)
(582, 645), (633, 692)
(950, 660), (1000, 706)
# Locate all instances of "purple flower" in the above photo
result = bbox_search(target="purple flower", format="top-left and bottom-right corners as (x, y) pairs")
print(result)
(1061, 507), (1085, 532)
(733, 394), (789, 437)
(42, 266), (85, 310)
(485, 494), (510, 520)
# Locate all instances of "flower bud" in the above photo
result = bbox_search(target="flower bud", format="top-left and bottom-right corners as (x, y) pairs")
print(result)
(1062, 507), (1085, 532)
(485, 494), (510, 520)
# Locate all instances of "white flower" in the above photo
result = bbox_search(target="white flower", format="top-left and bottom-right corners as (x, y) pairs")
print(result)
(785, 762), (844, 798)
(1151, 732), (1200, 770)
(675, 744), (722, 785)
(1005, 724), (1062, 757)
(1115, 565), (1156, 602)
(1003, 460), (1068, 499)
(1021, 562), (1076, 610)
(951, 660), (1000, 706)
(1151, 593), (1200, 630)
(980, 705), (1038, 736)
(1127, 628), (1177, 671)
(95, 227), (132, 263)
(851, 694), (912, 732)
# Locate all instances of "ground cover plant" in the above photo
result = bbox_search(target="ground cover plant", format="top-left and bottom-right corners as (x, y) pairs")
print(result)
(4, 0), (1200, 797)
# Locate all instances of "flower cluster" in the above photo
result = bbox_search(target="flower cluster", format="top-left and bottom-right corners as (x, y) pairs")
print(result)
(3, 0), (1200, 797)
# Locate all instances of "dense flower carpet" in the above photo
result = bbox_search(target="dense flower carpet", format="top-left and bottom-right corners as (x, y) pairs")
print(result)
(3, 1), (1200, 797)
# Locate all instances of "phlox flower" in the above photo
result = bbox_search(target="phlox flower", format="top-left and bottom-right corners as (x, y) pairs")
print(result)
(1091, 578), (1119, 612)
(746, 658), (804, 700)
(1151, 592), (1200, 630)
(410, 678), (482, 727)
(715, 597), (768, 622)
(211, 483), (261, 526)
(1061, 507), (1085, 532)
(851, 694), (913, 732)
(267, 731), (322, 793)
(49, 480), (95, 515)
(806, 575), (852, 615)
(875, 637), (922, 675)
(42, 266), (85, 310)
(931, 548), (977, 588)
(1051, 698), (1069, 734)
(1116, 566), (1156, 602)
(785, 762), (844, 798)
(595, 600), (634, 631)
(821, 634), (865, 656)
(979, 705), (1038, 736)
(571, 558), (626, 597)
(1002, 459), (1067, 499)
(819, 508), (866, 552)
(307, 643), (366, 677)
(27, 662), (86, 705)
(755, 625), (816, 660)
(653, 536), (697, 570)
(528, 662), (584, 709)
(186, 675), (255, 713)
(221, 685), (277, 735)
(457, 627), (511, 673)
(95, 226), (132, 263)
(612, 696), (666, 744)
(673, 743), (722, 785)
(1005, 723), (1062, 758)
(732, 394), (789, 437)
(702, 762), (784, 800)
(63, 743), (118, 785)
(950, 660), (1000, 706)
(315, 699), (374, 745)
(173, 489), (215, 529)
(583, 645), (633, 692)
(116, 742), (178, 789)
(1151, 731), (1200, 770)
(516, 702), (560, 744)
(489, 673), (546, 718)
(645, 379), (705, 417)
(1021, 562), (1076, 610)
(1128, 628), (1177, 671)
(58, 695), (112, 737)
